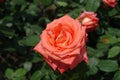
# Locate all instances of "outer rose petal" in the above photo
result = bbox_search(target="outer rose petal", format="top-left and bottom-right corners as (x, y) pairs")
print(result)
(34, 42), (48, 58)
(60, 49), (80, 64)
(58, 63), (69, 73)
(69, 45), (88, 69)
(45, 57), (69, 74)
(44, 58), (58, 70)
(46, 15), (74, 30)
(34, 14), (88, 73)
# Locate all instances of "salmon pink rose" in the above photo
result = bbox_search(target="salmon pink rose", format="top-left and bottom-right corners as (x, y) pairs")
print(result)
(103, 0), (117, 7)
(34, 15), (88, 73)
(78, 11), (99, 32)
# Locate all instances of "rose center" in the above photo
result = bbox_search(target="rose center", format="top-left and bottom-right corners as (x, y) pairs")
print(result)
(47, 25), (73, 48)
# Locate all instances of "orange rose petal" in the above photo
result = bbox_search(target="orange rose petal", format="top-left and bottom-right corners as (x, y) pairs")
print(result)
(55, 47), (80, 58)
(34, 42), (48, 58)
(69, 54), (83, 69)
(80, 45), (88, 63)
(58, 63), (69, 74)
(83, 52), (88, 63)
(59, 15), (75, 27)
(64, 20), (82, 48)
(60, 55), (76, 64)
(46, 19), (58, 30)
(45, 58), (58, 70)
(41, 31), (57, 52)
(34, 42), (61, 61)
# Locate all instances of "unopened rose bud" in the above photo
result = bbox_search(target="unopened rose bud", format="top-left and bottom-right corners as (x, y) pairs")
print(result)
(78, 11), (99, 32)
(103, 0), (117, 8)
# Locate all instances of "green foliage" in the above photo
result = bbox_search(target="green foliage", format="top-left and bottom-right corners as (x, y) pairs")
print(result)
(0, 0), (120, 80)
(85, 0), (101, 11)
(23, 62), (32, 71)
(108, 46), (120, 58)
(113, 71), (120, 80)
(30, 70), (44, 80)
(18, 35), (40, 46)
(87, 57), (99, 76)
(5, 68), (27, 80)
(5, 68), (14, 79)
(98, 60), (119, 72)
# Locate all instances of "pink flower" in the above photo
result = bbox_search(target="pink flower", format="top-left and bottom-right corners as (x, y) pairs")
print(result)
(34, 15), (88, 73)
(103, 0), (117, 8)
(78, 11), (99, 32)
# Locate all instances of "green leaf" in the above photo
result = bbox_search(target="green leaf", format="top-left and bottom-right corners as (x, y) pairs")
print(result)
(12, 0), (26, 5)
(88, 57), (99, 66)
(14, 68), (27, 77)
(18, 35), (40, 46)
(114, 15), (120, 18)
(107, 27), (120, 37)
(69, 7), (84, 18)
(87, 66), (98, 76)
(50, 71), (58, 80)
(98, 60), (119, 72)
(5, 68), (14, 79)
(0, 27), (15, 38)
(23, 62), (32, 71)
(30, 71), (44, 80)
(33, 0), (40, 5)
(31, 53), (43, 63)
(109, 8), (119, 16)
(3, 47), (16, 52)
(85, 0), (101, 11)
(12, 76), (26, 80)
(113, 71), (120, 80)
(108, 46), (120, 58)
(69, 2), (80, 8)
(55, 1), (68, 7)
(2, 16), (13, 22)
(6, 23), (13, 27)
(43, 75), (51, 80)
(24, 24), (43, 36)
(40, 0), (52, 6)
(30, 25), (44, 35)
(96, 43), (110, 57)
(87, 58), (99, 75)
(26, 4), (40, 16)
(87, 47), (96, 57)
(100, 35), (120, 44)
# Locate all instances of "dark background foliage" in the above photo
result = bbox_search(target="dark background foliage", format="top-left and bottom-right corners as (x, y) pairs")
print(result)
(0, 0), (120, 80)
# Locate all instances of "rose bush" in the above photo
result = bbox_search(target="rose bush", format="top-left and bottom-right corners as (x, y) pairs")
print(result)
(34, 15), (88, 73)
(1, 0), (120, 80)
(103, 0), (117, 7)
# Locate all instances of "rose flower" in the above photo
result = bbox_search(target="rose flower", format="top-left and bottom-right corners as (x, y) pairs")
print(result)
(78, 11), (99, 32)
(103, 0), (117, 8)
(34, 15), (88, 73)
